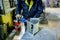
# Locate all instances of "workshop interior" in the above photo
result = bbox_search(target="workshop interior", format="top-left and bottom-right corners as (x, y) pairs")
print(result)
(0, 0), (60, 40)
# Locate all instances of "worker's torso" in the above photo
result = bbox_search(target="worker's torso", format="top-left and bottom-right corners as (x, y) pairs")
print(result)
(18, 0), (43, 19)
(21, 0), (38, 17)
(21, 0), (37, 11)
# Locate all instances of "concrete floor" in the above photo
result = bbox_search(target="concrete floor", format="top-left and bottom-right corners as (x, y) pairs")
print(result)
(39, 20), (60, 40)
(21, 28), (56, 40)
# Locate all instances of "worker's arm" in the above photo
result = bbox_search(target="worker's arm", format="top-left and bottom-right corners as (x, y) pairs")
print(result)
(21, 0), (29, 19)
(34, 0), (44, 18)
(16, 0), (22, 14)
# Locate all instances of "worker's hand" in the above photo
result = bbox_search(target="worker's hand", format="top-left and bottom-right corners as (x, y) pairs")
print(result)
(16, 14), (23, 20)
(16, 14), (20, 18)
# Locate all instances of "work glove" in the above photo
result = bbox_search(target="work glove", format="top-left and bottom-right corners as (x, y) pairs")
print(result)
(19, 17), (26, 23)
(15, 14), (22, 20)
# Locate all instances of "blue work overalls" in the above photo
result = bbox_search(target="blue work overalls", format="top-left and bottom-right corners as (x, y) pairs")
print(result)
(16, 0), (44, 19)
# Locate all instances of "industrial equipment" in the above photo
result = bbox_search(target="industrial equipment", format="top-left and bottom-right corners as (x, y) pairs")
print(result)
(27, 18), (40, 35)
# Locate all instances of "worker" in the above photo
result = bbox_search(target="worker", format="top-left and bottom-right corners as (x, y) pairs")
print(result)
(16, 0), (44, 31)
(16, 0), (44, 20)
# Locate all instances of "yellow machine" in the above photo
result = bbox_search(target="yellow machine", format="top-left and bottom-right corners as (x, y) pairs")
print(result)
(0, 0), (16, 39)
(2, 12), (13, 26)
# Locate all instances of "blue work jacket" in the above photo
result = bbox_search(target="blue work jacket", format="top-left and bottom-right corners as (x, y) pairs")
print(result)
(16, 0), (44, 19)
